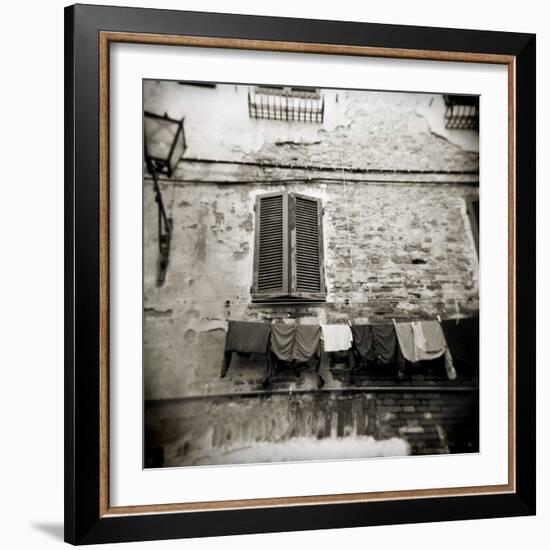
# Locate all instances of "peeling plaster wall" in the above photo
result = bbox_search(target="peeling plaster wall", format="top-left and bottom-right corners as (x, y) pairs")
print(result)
(144, 178), (478, 400)
(144, 82), (478, 170)
(143, 82), (479, 461)
(146, 390), (478, 467)
(144, 81), (349, 161)
(246, 91), (479, 172)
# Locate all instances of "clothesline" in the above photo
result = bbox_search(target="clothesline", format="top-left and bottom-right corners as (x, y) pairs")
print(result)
(221, 316), (479, 382)
(223, 313), (478, 327)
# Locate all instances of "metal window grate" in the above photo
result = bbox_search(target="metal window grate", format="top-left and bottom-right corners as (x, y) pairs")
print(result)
(248, 86), (324, 123)
(443, 95), (479, 130)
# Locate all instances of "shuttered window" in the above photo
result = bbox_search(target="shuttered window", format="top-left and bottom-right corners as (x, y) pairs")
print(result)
(252, 191), (326, 302)
(255, 192), (288, 295)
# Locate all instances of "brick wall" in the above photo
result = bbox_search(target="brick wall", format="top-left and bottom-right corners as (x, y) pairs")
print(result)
(144, 177), (478, 400)
(143, 83), (479, 463)
(145, 389), (478, 467)
(246, 91), (479, 172)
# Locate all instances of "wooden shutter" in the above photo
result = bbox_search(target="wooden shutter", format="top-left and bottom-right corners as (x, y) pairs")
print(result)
(252, 192), (289, 299)
(290, 193), (326, 299)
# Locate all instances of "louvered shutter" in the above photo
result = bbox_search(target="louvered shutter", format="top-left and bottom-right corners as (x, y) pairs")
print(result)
(252, 192), (289, 298)
(290, 193), (326, 299)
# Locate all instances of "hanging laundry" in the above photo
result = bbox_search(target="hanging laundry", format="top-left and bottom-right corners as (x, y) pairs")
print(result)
(411, 321), (428, 352)
(321, 324), (353, 353)
(351, 324), (397, 365)
(221, 321), (271, 378)
(419, 320), (456, 380)
(350, 324), (373, 359)
(393, 322), (415, 362)
(395, 321), (443, 362)
(294, 325), (322, 363)
(395, 320), (456, 380)
(414, 320), (448, 354)
(443, 349), (457, 380)
(271, 322), (321, 363)
(224, 320), (271, 354)
(441, 316), (479, 369)
(269, 322), (295, 362)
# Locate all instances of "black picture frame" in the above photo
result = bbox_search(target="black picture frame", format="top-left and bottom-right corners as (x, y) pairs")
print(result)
(65, 3), (536, 545)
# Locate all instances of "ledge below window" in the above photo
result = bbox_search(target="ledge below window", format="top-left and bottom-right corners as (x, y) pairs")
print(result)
(251, 292), (327, 305)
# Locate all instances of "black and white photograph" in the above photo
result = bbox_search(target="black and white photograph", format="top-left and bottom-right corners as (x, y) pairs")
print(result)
(143, 81), (480, 468)
(0, 0), (544, 545)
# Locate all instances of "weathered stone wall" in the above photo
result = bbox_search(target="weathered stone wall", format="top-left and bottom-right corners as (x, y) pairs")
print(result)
(144, 177), (478, 400)
(145, 388), (478, 467)
(247, 91), (479, 172)
(143, 82), (479, 463)
(144, 82), (479, 170)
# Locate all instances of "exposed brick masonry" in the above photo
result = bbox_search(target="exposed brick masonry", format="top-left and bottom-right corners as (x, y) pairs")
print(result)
(143, 84), (479, 464)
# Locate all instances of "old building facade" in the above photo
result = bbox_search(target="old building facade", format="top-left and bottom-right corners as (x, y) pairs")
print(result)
(143, 81), (479, 467)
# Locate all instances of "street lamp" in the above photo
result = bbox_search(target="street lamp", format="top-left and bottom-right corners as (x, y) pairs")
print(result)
(143, 111), (186, 284)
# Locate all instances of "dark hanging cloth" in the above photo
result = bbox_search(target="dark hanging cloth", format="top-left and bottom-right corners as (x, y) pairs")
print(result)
(224, 321), (271, 355)
(271, 323), (321, 363)
(371, 324), (398, 364)
(440, 316), (479, 369)
(350, 325), (374, 359)
(270, 323), (295, 362)
(351, 324), (397, 365)
(294, 325), (321, 363)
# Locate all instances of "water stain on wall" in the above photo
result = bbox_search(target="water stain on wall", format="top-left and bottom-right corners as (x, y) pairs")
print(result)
(193, 206), (208, 262)
(233, 241), (250, 260)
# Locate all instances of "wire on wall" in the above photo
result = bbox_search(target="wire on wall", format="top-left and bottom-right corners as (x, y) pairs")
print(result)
(340, 156), (359, 298)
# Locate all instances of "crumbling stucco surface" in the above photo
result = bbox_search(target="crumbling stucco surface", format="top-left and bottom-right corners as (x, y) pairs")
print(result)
(246, 91), (479, 171)
(144, 178), (478, 400)
(144, 82), (478, 170)
(146, 390), (477, 467)
(143, 82), (480, 465)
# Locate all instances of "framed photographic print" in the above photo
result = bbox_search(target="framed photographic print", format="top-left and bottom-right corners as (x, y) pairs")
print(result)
(64, 4), (536, 545)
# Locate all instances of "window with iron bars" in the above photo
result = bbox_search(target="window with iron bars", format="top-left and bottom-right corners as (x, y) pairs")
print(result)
(443, 94), (479, 130)
(248, 86), (325, 123)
